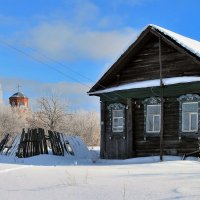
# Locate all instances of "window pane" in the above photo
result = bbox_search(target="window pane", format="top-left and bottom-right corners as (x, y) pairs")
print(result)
(182, 113), (189, 131)
(113, 110), (123, 117)
(146, 115), (153, 132)
(154, 115), (160, 132)
(118, 118), (123, 126)
(147, 105), (161, 115)
(113, 118), (123, 128)
(182, 103), (198, 112)
(113, 118), (118, 126)
(191, 113), (198, 131)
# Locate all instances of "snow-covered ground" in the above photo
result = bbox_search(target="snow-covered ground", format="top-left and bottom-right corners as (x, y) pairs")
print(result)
(0, 149), (200, 200)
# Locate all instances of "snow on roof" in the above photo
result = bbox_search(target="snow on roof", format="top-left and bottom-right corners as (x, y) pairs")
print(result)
(88, 76), (200, 95)
(150, 24), (200, 58)
(89, 25), (200, 94)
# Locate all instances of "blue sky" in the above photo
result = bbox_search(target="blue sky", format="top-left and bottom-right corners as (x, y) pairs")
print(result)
(1, 0), (200, 111)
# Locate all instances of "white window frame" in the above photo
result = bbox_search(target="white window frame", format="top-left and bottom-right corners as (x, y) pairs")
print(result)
(182, 102), (198, 132)
(146, 104), (161, 133)
(112, 109), (124, 133)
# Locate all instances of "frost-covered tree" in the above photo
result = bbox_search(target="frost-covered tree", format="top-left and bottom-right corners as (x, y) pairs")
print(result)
(65, 110), (100, 146)
(0, 105), (26, 136)
(0, 91), (100, 146)
(36, 93), (67, 131)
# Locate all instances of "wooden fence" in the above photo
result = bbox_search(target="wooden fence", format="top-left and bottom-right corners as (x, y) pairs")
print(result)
(17, 128), (65, 158)
(0, 128), (66, 158)
(17, 128), (49, 158)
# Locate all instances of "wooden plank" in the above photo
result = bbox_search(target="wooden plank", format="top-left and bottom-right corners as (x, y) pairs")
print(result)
(126, 98), (134, 158)
(17, 129), (25, 158)
(43, 130), (48, 154)
(159, 36), (164, 161)
(0, 134), (10, 153)
(100, 101), (106, 158)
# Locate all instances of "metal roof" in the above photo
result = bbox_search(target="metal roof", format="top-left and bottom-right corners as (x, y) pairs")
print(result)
(10, 92), (28, 98)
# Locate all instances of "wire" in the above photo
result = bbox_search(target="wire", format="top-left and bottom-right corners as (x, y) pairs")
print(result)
(0, 39), (164, 104)
(0, 39), (135, 102)
(0, 40), (91, 88)
(15, 42), (134, 102)
(22, 44), (96, 83)
(0, 39), (115, 101)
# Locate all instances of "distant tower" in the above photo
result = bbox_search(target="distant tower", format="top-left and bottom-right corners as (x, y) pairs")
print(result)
(9, 85), (28, 109)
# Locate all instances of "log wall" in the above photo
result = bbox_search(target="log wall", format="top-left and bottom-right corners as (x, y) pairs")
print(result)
(104, 36), (200, 88)
(101, 96), (199, 159)
(98, 33), (200, 159)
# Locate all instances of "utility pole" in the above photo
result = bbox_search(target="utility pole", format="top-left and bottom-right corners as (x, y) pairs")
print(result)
(159, 36), (164, 161)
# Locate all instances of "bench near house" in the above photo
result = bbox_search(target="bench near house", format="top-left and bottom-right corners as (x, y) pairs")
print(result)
(88, 24), (200, 159)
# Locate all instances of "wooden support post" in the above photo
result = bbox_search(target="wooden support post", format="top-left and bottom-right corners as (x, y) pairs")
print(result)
(126, 98), (133, 158)
(100, 101), (106, 158)
(159, 36), (164, 161)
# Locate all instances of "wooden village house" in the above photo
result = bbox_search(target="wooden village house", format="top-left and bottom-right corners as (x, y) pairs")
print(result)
(88, 24), (200, 159)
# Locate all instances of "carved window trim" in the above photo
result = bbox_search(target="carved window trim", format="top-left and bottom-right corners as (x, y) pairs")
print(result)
(107, 103), (125, 133)
(177, 94), (200, 137)
(143, 97), (161, 139)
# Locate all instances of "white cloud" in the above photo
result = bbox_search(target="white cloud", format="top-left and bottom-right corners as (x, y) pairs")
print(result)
(21, 21), (138, 61)
(0, 78), (99, 111)
(0, 0), (141, 62)
(72, 0), (100, 23)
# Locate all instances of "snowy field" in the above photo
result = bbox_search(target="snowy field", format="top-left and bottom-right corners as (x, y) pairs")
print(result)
(0, 149), (200, 200)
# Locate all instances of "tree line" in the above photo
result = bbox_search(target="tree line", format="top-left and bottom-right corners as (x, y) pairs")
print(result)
(0, 94), (100, 146)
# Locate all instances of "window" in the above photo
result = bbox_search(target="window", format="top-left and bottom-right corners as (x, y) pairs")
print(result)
(182, 102), (198, 132)
(177, 94), (200, 136)
(143, 97), (161, 137)
(107, 103), (125, 133)
(112, 109), (124, 132)
(146, 105), (161, 133)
